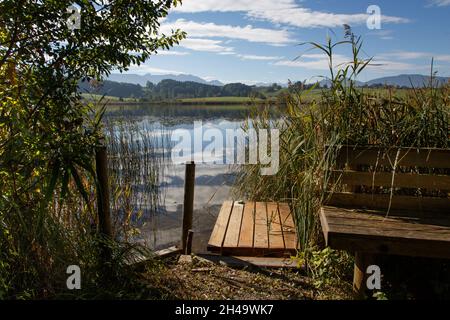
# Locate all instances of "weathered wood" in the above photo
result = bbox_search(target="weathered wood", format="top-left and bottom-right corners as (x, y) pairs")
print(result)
(155, 246), (183, 259)
(267, 202), (285, 250)
(95, 146), (113, 239)
(182, 162), (196, 252)
(208, 201), (233, 249)
(223, 202), (244, 248)
(254, 202), (269, 249)
(321, 145), (450, 297)
(327, 192), (450, 212)
(238, 201), (255, 248)
(353, 252), (376, 297)
(185, 230), (194, 255)
(335, 146), (450, 169)
(279, 202), (297, 250)
(128, 246), (183, 269)
(208, 201), (298, 257)
(334, 170), (450, 190)
(320, 206), (450, 259)
(323, 206), (450, 230)
(196, 254), (298, 269)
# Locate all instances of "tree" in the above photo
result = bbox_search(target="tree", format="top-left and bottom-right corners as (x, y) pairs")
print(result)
(0, 0), (185, 297)
(1, 0), (185, 203)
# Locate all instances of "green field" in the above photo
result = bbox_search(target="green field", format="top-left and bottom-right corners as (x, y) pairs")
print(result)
(83, 87), (414, 106)
(81, 93), (140, 103)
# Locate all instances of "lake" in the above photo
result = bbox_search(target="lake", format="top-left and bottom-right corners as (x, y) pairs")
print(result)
(104, 103), (282, 252)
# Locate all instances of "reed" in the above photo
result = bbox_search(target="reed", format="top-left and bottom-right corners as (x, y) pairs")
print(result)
(234, 31), (449, 253)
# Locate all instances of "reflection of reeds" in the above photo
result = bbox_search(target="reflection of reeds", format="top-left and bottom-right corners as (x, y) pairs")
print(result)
(105, 120), (171, 245)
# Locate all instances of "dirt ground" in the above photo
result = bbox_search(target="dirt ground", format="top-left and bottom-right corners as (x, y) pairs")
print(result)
(144, 255), (354, 300)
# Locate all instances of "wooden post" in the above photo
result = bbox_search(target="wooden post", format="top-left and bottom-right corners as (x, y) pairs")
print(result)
(182, 161), (195, 252)
(95, 146), (113, 240)
(353, 251), (376, 298)
(185, 230), (194, 255)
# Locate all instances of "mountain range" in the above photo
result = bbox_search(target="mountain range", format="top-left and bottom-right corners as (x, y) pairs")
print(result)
(319, 74), (449, 88)
(364, 74), (449, 88)
(109, 73), (449, 89)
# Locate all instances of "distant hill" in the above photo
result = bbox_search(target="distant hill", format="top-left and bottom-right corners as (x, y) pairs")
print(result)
(107, 72), (449, 89)
(80, 73), (450, 101)
(318, 74), (449, 88)
(107, 73), (223, 87)
(318, 79), (365, 88)
(79, 80), (143, 99)
(79, 79), (255, 100)
(365, 74), (449, 88)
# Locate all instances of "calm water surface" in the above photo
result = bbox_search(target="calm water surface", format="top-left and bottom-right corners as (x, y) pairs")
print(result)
(104, 104), (281, 251)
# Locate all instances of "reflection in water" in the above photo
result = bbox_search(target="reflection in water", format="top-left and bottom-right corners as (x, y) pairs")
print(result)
(104, 103), (284, 124)
(103, 104), (282, 251)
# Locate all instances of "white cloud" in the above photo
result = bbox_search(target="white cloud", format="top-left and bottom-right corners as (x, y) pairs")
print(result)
(157, 51), (190, 56)
(367, 29), (395, 40)
(237, 54), (283, 61)
(274, 53), (418, 72)
(126, 66), (186, 75)
(173, 0), (409, 28)
(161, 19), (294, 45)
(274, 54), (350, 70)
(378, 51), (450, 63)
(428, 0), (450, 6)
(179, 38), (234, 53)
(367, 60), (418, 72)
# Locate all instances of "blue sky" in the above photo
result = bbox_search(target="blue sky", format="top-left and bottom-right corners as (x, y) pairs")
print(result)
(126, 0), (450, 84)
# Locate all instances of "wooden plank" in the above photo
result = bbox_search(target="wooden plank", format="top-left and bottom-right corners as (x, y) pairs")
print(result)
(155, 246), (183, 259)
(210, 246), (297, 257)
(238, 202), (255, 248)
(223, 202), (244, 248)
(208, 201), (233, 248)
(129, 246), (182, 267)
(334, 170), (450, 190)
(335, 146), (450, 169)
(279, 202), (297, 250)
(328, 220), (450, 241)
(321, 207), (450, 242)
(253, 202), (269, 249)
(328, 232), (450, 259)
(320, 207), (450, 259)
(327, 192), (450, 212)
(267, 202), (284, 249)
(323, 206), (450, 230)
(196, 254), (298, 269)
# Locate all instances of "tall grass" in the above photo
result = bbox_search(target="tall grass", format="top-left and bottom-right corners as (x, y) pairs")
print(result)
(234, 31), (449, 252)
(105, 119), (170, 245)
(0, 116), (168, 299)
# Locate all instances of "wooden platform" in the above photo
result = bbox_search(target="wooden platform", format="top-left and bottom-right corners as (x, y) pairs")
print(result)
(320, 205), (450, 259)
(207, 201), (298, 257)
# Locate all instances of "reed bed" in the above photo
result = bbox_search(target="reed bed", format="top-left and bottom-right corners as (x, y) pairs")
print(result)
(105, 119), (170, 244)
(234, 33), (450, 253)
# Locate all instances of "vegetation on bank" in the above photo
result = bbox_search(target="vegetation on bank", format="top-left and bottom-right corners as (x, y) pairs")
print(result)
(82, 81), (426, 107)
(0, 0), (184, 299)
(234, 31), (449, 298)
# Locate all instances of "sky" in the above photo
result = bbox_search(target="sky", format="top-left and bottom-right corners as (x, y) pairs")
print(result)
(125, 0), (450, 84)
